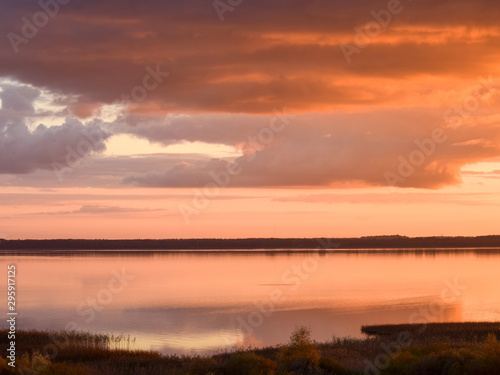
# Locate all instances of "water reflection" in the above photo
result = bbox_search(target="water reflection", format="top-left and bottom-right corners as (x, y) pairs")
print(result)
(0, 251), (498, 355)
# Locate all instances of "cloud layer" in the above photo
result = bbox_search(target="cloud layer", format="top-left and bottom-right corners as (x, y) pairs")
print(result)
(1, 0), (500, 190)
(118, 110), (500, 189)
(1, 0), (500, 113)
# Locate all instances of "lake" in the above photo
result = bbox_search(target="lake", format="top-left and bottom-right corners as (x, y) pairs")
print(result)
(2, 250), (500, 355)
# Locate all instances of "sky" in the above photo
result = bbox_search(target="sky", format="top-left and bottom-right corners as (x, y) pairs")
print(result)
(1, 0), (500, 239)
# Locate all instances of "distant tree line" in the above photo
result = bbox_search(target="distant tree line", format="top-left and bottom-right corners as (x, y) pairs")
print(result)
(0, 235), (500, 250)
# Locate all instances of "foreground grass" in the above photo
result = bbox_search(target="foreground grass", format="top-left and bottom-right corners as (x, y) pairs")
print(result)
(2, 323), (500, 374)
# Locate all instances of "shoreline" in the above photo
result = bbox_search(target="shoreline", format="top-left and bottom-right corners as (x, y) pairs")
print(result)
(2, 247), (500, 256)
(2, 236), (500, 252)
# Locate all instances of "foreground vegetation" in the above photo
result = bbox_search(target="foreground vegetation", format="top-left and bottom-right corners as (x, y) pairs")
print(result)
(2, 323), (500, 375)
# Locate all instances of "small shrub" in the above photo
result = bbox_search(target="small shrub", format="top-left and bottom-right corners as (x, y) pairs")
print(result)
(183, 356), (219, 375)
(278, 327), (320, 375)
(318, 356), (353, 375)
(223, 352), (276, 375)
(0, 352), (88, 375)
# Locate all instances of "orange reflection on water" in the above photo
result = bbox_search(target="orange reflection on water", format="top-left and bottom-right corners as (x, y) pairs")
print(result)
(1, 251), (498, 354)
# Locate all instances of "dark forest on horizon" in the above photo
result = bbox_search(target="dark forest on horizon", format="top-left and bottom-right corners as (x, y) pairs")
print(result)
(1, 235), (500, 251)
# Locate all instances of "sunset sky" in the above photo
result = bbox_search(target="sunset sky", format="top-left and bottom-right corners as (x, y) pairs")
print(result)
(1, 0), (500, 239)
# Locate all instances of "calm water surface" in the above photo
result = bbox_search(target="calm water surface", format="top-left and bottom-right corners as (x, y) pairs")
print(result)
(1, 250), (500, 355)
